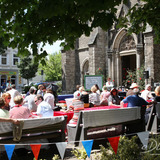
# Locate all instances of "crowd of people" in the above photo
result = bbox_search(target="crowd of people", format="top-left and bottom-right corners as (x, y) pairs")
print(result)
(0, 83), (56, 124)
(0, 77), (159, 133)
(68, 77), (159, 127)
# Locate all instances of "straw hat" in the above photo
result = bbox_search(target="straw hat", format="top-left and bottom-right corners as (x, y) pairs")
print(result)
(130, 83), (139, 89)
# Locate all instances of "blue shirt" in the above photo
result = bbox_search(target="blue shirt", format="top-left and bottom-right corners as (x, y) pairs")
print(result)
(122, 95), (148, 107)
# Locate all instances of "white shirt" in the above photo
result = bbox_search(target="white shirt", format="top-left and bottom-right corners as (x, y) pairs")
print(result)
(36, 101), (53, 117)
(141, 90), (153, 101)
(24, 94), (37, 112)
(7, 89), (21, 108)
(43, 93), (55, 109)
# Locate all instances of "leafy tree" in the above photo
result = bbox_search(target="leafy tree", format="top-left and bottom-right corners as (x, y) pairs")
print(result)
(39, 52), (62, 81)
(17, 56), (38, 85)
(119, 0), (160, 43)
(0, 37), (7, 54)
(0, 0), (125, 62)
(123, 65), (145, 90)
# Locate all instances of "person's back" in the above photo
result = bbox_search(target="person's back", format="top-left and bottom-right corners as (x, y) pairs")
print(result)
(37, 101), (53, 117)
(0, 97), (9, 118)
(43, 88), (55, 109)
(7, 84), (20, 109)
(24, 94), (37, 112)
(9, 95), (31, 119)
(123, 94), (148, 107)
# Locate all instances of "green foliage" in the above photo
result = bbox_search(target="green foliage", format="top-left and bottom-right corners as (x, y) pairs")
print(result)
(0, 0), (125, 61)
(118, 0), (160, 44)
(56, 81), (62, 95)
(98, 136), (141, 160)
(95, 67), (104, 75)
(39, 52), (62, 81)
(52, 154), (60, 160)
(0, 37), (7, 54)
(123, 65), (145, 90)
(71, 147), (88, 160)
(17, 56), (38, 85)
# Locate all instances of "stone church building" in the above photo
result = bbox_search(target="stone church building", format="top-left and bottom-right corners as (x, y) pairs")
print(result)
(61, 1), (160, 93)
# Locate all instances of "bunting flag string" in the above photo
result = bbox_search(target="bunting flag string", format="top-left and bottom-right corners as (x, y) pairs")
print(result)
(1, 131), (157, 160)
(82, 140), (94, 158)
(56, 142), (67, 160)
(30, 144), (41, 160)
(137, 131), (149, 149)
(108, 136), (120, 154)
(4, 144), (15, 160)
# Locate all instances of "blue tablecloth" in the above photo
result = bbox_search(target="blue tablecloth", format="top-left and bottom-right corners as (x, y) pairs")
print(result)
(58, 94), (73, 101)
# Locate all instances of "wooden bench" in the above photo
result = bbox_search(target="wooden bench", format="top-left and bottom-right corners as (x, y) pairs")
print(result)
(146, 102), (160, 133)
(0, 116), (67, 144)
(67, 107), (144, 146)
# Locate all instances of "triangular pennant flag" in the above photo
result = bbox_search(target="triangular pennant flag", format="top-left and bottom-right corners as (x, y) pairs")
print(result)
(108, 136), (120, 154)
(137, 131), (149, 149)
(5, 144), (15, 160)
(56, 142), (67, 160)
(30, 144), (41, 160)
(82, 140), (93, 158)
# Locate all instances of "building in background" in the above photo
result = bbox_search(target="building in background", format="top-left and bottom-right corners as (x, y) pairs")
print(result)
(61, 1), (160, 93)
(0, 48), (24, 91)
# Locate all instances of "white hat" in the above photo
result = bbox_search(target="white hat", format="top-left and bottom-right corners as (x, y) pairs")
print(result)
(130, 83), (139, 89)
(30, 86), (37, 90)
(74, 91), (81, 100)
(145, 84), (151, 90)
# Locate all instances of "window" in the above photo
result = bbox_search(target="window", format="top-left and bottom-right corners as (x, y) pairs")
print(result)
(13, 54), (19, 65)
(1, 53), (7, 65)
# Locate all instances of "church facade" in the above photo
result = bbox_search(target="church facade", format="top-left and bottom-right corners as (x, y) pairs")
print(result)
(61, 1), (160, 93)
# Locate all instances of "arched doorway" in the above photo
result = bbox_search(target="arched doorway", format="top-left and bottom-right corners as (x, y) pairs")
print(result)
(119, 34), (136, 84)
(111, 29), (138, 87)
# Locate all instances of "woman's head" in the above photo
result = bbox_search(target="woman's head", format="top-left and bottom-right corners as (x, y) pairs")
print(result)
(46, 88), (53, 94)
(0, 97), (5, 109)
(91, 85), (97, 93)
(38, 84), (44, 90)
(79, 86), (85, 92)
(155, 86), (160, 96)
(2, 93), (11, 105)
(111, 88), (118, 95)
(14, 95), (23, 105)
(103, 86), (107, 91)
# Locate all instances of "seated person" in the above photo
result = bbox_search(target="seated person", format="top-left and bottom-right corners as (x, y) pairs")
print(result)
(68, 92), (84, 125)
(145, 86), (160, 124)
(94, 84), (101, 95)
(108, 88), (121, 106)
(73, 85), (81, 99)
(79, 86), (89, 108)
(100, 86), (110, 106)
(43, 88), (55, 110)
(120, 83), (154, 108)
(141, 84), (153, 101)
(106, 77), (114, 90)
(120, 83), (155, 133)
(37, 84), (44, 96)
(23, 87), (37, 112)
(35, 95), (53, 117)
(0, 97), (9, 118)
(9, 95), (31, 119)
(89, 85), (100, 106)
(2, 92), (11, 111)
